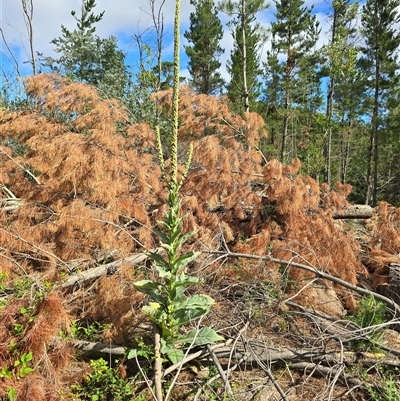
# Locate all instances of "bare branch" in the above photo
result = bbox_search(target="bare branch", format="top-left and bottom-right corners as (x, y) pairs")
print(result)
(0, 27), (22, 78)
(207, 250), (400, 315)
(0, 147), (40, 184)
(61, 249), (161, 287)
(21, 0), (36, 74)
(206, 344), (233, 396)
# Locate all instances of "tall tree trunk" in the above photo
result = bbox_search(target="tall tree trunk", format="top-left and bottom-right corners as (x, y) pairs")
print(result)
(325, 6), (338, 187)
(22, 0), (36, 75)
(372, 57), (380, 206)
(325, 89), (333, 187)
(280, 99), (289, 162)
(241, 0), (249, 113)
(280, 32), (292, 163)
(340, 118), (351, 184)
(365, 1), (380, 206)
(365, 128), (374, 205)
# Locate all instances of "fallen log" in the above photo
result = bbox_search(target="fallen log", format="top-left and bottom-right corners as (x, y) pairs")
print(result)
(72, 340), (126, 355)
(61, 248), (161, 288)
(333, 204), (373, 219)
(70, 340), (400, 370)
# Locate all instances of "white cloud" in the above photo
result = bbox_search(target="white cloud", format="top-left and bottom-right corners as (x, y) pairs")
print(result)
(0, 0), (193, 74)
(0, 0), (341, 82)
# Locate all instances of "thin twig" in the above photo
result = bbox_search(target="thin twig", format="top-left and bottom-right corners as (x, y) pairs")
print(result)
(207, 250), (400, 315)
(135, 354), (158, 401)
(164, 321), (204, 401)
(0, 148), (40, 184)
(162, 339), (233, 378)
(244, 335), (290, 401)
(207, 344), (233, 396)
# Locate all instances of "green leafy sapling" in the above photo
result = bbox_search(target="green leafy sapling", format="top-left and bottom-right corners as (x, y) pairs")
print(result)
(131, 0), (222, 366)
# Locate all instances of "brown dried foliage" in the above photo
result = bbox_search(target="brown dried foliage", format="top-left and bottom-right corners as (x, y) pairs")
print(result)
(1, 74), (368, 297)
(0, 291), (70, 400)
(363, 202), (400, 288)
(0, 74), (380, 397)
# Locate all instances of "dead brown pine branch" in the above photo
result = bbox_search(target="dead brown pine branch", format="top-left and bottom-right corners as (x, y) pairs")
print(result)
(0, 147), (40, 184)
(0, 227), (64, 267)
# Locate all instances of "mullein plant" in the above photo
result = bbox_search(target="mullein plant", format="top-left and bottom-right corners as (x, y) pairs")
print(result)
(131, 0), (222, 367)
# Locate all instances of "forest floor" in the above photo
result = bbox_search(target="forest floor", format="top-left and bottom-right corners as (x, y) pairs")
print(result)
(53, 218), (400, 401)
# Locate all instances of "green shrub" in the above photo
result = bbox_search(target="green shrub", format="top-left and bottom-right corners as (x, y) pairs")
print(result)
(348, 295), (387, 351)
(70, 358), (133, 401)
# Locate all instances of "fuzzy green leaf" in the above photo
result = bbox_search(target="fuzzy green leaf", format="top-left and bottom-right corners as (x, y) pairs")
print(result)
(176, 327), (224, 346)
(166, 347), (184, 364)
(173, 273), (200, 286)
(127, 349), (138, 359)
(176, 230), (197, 248)
(133, 279), (164, 291)
(151, 228), (170, 244)
(161, 243), (175, 254)
(172, 285), (186, 301)
(161, 339), (184, 363)
(172, 251), (201, 272)
(142, 304), (167, 324)
(133, 280), (166, 304)
(174, 294), (214, 310)
(155, 265), (172, 280)
(146, 252), (169, 269)
(171, 294), (214, 325)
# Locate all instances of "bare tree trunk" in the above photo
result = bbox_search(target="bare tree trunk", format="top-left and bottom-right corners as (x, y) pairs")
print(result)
(364, 129), (374, 205)
(324, 6), (338, 187)
(241, 0), (249, 113)
(280, 31), (293, 164)
(365, 57), (379, 206)
(366, 1), (380, 207)
(280, 96), (289, 163)
(22, 0), (36, 75)
(372, 61), (379, 207)
(341, 135), (350, 183)
(150, 0), (166, 92)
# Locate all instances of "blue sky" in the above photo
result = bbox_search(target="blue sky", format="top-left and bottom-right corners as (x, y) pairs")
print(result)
(0, 0), (362, 84)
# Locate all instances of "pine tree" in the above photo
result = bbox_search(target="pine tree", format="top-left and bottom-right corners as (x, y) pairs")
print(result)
(219, 0), (268, 114)
(322, 0), (359, 186)
(43, 0), (129, 99)
(359, 0), (400, 205)
(266, 0), (320, 163)
(184, 0), (225, 95)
